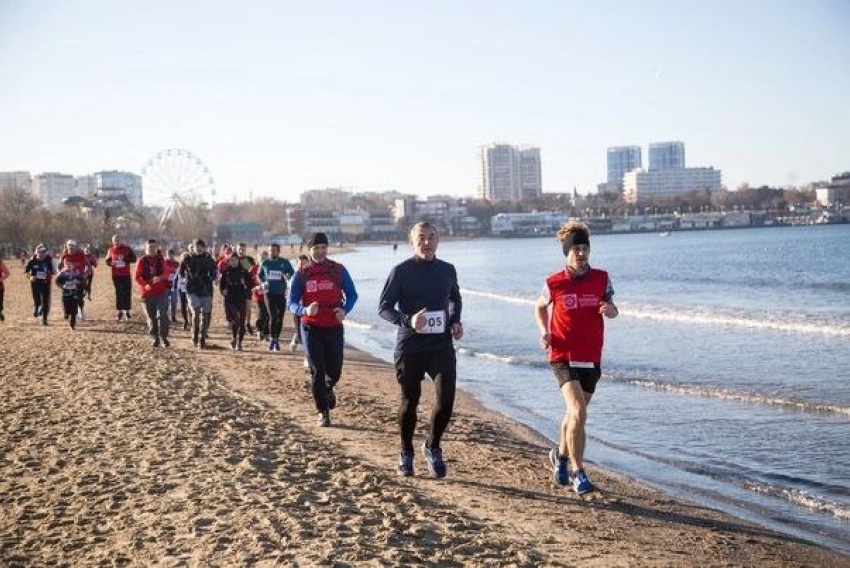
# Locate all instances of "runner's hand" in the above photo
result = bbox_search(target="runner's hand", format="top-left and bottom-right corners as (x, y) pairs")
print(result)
(540, 332), (550, 350)
(412, 308), (427, 331)
(451, 322), (464, 340)
(333, 307), (346, 322)
(152, 276), (161, 284)
(599, 301), (618, 318)
(306, 302), (320, 317)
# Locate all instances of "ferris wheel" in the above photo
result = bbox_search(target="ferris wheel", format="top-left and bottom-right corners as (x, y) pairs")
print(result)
(141, 149), (216, 228)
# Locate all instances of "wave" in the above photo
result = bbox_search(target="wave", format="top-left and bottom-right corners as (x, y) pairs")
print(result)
(460, 287), (850, 338)
(592, 437), (850, 521)
(608, 377), (850, 417)
(455, 346), (850, 417)
(344, 319), (375, 330)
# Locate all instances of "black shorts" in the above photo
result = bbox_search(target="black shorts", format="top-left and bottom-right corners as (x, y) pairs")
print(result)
(550, 362), (601, 393)
(395, 345), (457, 385)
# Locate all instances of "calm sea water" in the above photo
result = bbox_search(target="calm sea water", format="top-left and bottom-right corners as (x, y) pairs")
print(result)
(339, 224), (850, 553)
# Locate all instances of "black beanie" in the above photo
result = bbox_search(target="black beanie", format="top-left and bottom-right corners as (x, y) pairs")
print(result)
(561, 229), (590, 257)
(307, 232), (329, 248)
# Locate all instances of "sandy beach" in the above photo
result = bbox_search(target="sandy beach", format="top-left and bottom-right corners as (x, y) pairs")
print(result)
(1, 264), (847, 567)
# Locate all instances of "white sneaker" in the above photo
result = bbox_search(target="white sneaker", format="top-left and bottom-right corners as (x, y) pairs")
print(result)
(78, 308), (86, 321)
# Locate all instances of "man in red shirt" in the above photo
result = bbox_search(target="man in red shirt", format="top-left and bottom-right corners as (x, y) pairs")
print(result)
(135, 239), (172, 347)
(105, 234), (137, 320)
(60, 240), (91, 321)
(534, 221), (618, 497)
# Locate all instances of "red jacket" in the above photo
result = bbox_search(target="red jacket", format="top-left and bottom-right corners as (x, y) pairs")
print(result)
(250, 263), (264, 301)
(546, 268), (610, 363)
(60, 251), (90, 275)
(106, 245), (136, 277)
(300, 260), (344, 328)
(134, 254), (171, 298)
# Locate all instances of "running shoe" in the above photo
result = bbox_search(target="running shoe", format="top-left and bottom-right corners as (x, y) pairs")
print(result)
(33, 308), (39, 317)
(161, 337), (170, 348)
(273, 340), (281, 352)
(572, 469), (595, 495)
(231, 338), (238, 350)
(398, 451), (414, 477)
(124, 310), (131, 319)
(267, 339), (276, 351)
(247, 324), (254, 336)
(151, 338), (160, 348)
(422, 442), (447, 478)
(116, 311), (123, 321)
(548, 448), (570, 486)
(317, 411), (331, 427)
(289, 337), (299, 352)
(236, 341), (243, 351)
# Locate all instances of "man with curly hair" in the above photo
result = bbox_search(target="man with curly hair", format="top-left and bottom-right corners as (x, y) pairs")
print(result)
(534, 221), (618, 496)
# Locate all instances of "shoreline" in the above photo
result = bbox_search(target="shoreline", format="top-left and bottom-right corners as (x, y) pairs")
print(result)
(1, 267), (848, 565)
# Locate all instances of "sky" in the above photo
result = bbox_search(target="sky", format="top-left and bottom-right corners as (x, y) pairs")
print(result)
(1, 0), (848, 204)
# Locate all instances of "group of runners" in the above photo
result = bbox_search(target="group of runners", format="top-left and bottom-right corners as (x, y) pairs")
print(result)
(0, 220), (617, 496)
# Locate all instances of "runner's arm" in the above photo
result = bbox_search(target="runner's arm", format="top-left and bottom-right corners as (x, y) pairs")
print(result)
(340, 267), (358, 314)
(287, 272), (305, 316)
(378, 266), (410, 327)
(448, 265), (462, 325)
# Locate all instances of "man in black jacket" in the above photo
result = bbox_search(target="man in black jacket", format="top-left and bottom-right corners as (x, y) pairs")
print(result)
(179, 238), (217, 349)
(378, 222), (463, 479)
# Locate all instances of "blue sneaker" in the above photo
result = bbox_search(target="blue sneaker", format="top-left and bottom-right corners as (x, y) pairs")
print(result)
(572, 469), (595, 495)
(267, 339), (275, 351)
(398, 451), (414, 476)
(422, 442), (447, 478)
(273, 340), (281, 352)
(548, 448), (570, 486)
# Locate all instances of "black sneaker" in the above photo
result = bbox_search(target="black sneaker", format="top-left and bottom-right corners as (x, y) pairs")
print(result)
(33, 308), (39, 318)
(161, 337), (170, 348)
(41, 319), (49, 326)
(151, 338), (161, 348)
(117, 311), (124, 321)
(0, 312), (4, 322)
(422, 442), (447, 478)
(230, 338), (238, 350)
(317, 411), (331, 427)
(398, 451), (414, 477)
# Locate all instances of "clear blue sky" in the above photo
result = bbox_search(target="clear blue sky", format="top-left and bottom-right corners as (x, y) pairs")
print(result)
(1, 0), (848, 203)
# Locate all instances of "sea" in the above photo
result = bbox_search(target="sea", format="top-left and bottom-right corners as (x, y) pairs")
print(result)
(338, 224), (850, 554)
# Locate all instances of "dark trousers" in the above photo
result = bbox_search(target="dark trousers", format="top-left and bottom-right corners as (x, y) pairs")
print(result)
(0, 287), (4, 315)
(179, 291), (189, 324)
(62, 295), (78, 327)
(255, 299), (269, 336)
(302, 324), (344, 412)
(267, 293), (287, 340)
(395, 345), (457, 452)
(84, 273), (94, 299)
(30, 281), (51, 319)
(224, 299), (247, 341)
(143, 293), (170, 339)
(113, 275), (132, 311)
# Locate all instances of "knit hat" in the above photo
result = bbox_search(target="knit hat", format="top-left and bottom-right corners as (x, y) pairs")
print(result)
(307, 232), (329, 248)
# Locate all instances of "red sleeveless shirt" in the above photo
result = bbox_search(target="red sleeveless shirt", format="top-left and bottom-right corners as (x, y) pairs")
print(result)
(546, 268), (610, 363)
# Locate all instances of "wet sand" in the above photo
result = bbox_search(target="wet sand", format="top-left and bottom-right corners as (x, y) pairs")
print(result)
(1, 265), (847, 566)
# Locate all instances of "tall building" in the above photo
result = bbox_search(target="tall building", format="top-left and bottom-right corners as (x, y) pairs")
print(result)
(75, 175), (97, 196)
(649, 141), (685, 170)
(94, 171), (143, 207)
(623, 167), (721, 204)
(0, 171), (33, 194)
(519, 147), (542, 200)
(480, 143), (541, 203)
(300, 188), (352, 209)
(606, 146), (642, 190)
(33, 173), (78, 208)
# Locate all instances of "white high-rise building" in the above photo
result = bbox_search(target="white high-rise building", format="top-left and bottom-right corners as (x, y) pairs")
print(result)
(0, 171), (33, 195)
(33, 172), (78, 208)
(480, 143), (541, 203)
(94, 171), (143, 206)
(649, 141), (685, 170)
(623, 167), (721, 204)
(519, 147), (542, 200)
(76, 175), (97, 196)
(606, 146), (642, 190)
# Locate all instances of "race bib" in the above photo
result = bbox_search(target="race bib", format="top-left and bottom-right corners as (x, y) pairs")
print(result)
(63, 281), (77, 290)
(114, 259), (125, 268)
(418, 310), (446, 334)
(267, 270), (282, 281)
(569, 361), (596, 369)
(36, 271), (46, 279)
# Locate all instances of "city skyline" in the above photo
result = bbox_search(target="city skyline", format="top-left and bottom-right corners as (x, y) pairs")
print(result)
(1, 1), (848, 202)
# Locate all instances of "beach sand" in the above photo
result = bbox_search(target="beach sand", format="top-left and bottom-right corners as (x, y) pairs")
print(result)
(1, 265), (847, 566)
